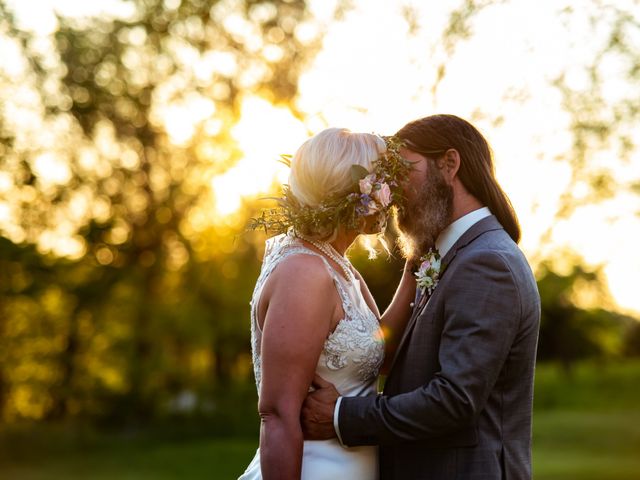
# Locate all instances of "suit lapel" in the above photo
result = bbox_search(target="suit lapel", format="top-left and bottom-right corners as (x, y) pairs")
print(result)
(385, 215), (504, 379)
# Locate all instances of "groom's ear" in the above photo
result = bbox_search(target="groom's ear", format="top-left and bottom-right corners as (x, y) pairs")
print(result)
(442, 149), (461, 182)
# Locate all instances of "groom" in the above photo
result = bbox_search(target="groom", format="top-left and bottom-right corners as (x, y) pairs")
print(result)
(301, 114), (541, 479)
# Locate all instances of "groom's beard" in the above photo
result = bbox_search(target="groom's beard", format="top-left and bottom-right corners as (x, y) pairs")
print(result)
(397, 168), (454, 263)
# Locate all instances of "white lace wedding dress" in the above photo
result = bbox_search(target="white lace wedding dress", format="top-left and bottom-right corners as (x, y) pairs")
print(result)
(238, 232), (384, 480)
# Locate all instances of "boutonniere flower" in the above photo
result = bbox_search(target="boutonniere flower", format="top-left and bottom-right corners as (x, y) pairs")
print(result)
(415, 248), (442, 296)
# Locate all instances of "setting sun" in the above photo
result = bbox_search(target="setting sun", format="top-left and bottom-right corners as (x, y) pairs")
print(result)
(211, 96), (308, 217)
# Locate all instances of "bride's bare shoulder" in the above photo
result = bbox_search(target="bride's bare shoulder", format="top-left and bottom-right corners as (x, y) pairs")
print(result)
(268, 252), (333, 288)
(261, 253), (339, 335)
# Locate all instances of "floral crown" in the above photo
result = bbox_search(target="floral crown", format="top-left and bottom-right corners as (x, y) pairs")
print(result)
(250, 135), (410, 238)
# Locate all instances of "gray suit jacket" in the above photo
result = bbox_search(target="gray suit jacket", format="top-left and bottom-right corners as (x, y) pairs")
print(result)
(339, 215), (540, 480)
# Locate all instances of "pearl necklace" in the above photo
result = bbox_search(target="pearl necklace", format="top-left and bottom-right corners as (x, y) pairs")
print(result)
(295, 233), (353, 282)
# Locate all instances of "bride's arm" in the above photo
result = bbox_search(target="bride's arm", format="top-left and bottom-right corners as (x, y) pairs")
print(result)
(378, 261), (416, 373)
(258, 256), (338, 480)
(353, 260), (416, 374)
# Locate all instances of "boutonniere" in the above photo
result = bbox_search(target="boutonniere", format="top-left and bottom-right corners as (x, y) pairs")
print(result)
(414, 248), (442, 296)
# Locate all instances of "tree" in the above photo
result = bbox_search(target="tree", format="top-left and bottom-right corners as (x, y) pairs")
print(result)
(536, 260), (632, 372)
(0, 0), (335, 422)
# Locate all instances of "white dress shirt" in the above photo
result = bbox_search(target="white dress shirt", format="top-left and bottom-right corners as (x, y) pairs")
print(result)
(333, 207), (492, 446)
(435, 206), (491, 258)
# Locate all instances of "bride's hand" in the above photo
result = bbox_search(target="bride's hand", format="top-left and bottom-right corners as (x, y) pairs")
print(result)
(301, 374), (339, 441)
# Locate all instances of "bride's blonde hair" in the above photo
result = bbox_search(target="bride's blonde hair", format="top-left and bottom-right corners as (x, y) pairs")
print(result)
(289, 128), (386, 208)
(250, 129), (409, 256)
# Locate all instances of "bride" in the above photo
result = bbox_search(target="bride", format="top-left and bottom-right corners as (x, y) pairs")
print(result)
(239, 128), (415, 479)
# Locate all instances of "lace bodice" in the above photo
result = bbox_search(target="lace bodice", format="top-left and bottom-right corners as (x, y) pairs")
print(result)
(249, 232), (385, 396)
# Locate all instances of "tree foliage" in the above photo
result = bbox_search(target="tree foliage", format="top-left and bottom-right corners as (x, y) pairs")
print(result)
(539, 2), (640, 246)
(536, 260), (635, 372)
(0, 0), (325, 423)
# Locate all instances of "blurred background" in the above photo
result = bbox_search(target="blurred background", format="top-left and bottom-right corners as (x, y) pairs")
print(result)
(0, 0), (639, 478)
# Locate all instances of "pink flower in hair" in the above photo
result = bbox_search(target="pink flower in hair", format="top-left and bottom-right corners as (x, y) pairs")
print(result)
(359, 174), (376, 195)
(373, 182), (392, 207)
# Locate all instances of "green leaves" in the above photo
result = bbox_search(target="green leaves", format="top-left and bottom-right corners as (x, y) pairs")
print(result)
(350, 164), (370, 183)
(278, 154), (292, 168)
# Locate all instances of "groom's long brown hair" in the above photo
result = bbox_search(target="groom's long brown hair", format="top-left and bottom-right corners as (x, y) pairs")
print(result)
(396, 114), (521, 243)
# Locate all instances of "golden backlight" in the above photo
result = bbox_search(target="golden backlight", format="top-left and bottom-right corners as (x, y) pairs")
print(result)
(206, 1), (640, 316)
(211, 97), (308, 217)
(4, 0), (639, 316)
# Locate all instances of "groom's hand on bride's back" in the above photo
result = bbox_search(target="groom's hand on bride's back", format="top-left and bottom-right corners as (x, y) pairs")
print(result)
(301, 374), (339, 440)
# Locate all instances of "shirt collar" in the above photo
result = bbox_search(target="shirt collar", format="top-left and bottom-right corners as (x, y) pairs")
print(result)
(435, 207), (492, 258)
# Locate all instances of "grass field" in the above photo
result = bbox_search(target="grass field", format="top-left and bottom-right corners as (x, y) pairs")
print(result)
(2, 438), (256, 480)
(2, 361), (639, 479)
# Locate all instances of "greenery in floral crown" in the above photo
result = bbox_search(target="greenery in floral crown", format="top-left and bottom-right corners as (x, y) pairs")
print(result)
(249, 135), (410, 238)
